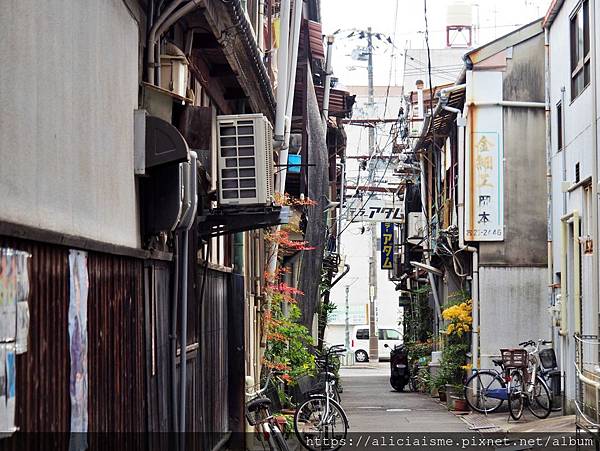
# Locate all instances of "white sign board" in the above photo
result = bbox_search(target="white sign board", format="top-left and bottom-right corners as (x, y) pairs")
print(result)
(465, 71), (504, 241)
(347, 198), (405, 223)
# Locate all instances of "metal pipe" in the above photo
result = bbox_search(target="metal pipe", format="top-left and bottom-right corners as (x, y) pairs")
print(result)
(590, 0), (600, 337)
(147, 0), (186, 84)
(457, 97), (479, 371)
(155, 0), (201, 41)
(544, 27), (554, 342)
(274, 0), (291, 141)
(322, 35), (335, 125)
(560, 217), (569, 336)
(574, 213), (581, 335)
(276, 0), (303, 195)
(170, 233), (180, 434)
(179, 228), (189, 450)
(466, 100), (546, 108)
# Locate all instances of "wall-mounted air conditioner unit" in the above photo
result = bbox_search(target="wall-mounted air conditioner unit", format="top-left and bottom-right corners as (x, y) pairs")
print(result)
(217, 114), (274, 206)
(407, 212), (426, 244)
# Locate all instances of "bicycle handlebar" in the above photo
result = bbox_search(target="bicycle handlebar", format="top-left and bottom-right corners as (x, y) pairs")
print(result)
(246, 371), (283, 398)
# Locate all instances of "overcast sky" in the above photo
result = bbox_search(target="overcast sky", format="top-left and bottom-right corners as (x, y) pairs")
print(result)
(321, 0), (551, 87)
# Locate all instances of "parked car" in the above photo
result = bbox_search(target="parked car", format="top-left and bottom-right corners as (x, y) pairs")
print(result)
(350, 326), (402, 362)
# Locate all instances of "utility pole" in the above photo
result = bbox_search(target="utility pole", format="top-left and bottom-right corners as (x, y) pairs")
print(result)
(366, 27), (379, 361)
(345, 285), (350, 350)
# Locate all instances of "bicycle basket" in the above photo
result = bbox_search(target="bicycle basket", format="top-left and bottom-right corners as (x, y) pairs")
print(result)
(539, 348), (557, 370)
(500, 348), (528, 368)
(297, 374), (325, 396)
(245, 401), (268, 426)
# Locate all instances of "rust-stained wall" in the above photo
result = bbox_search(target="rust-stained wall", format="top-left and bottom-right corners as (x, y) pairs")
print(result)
(478, 32), (548, 267)
(0, 237), (146, 445)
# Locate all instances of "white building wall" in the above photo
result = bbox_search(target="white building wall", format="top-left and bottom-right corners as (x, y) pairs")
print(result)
(0, 0), (141, 247)
(548, 0), (600, 407)
(479, 267), (549, 370)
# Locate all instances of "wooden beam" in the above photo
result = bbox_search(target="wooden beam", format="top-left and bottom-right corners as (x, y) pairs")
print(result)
(189, 52), (232, 115)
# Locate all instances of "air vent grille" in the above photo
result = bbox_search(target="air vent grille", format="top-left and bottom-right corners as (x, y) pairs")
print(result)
(217, 114), (274, 205)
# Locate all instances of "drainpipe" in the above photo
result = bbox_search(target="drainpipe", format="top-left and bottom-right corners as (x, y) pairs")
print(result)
(544, 27), (554, 341)
(155, 0), (201, 41)
(275, 0), (302, 195)
(147, 0), (187, 84)
(274, 0), (291, 143)
(178, 152), (198, 451)
(466, 100), (545, 108)
(170, 233), (180, 433)
(450, 100), (479, 372)
(590, 0), (599, 337)
(322, 35), (335, 126)
(418, 154), (442, 324)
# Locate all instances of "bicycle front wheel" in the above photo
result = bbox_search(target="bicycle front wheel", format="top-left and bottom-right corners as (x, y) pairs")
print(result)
(464, 370), (506, 413)
(294, 395), (348, 451)
(508, 369), (525, 421)
(266, 422), (290, 451)
(528, 376), (552, 419)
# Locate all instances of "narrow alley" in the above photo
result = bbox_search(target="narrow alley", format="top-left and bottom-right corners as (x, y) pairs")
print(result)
(340, 364), (469, 433)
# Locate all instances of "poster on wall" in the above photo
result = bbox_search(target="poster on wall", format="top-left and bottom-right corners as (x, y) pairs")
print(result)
(0, 344), (16, 435)
(0, 250), (17, 342)
(15, 251), (31, 354)
(68, 250), (89, 445)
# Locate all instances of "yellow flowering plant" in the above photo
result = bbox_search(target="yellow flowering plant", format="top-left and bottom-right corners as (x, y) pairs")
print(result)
(442, 300), (473, 338)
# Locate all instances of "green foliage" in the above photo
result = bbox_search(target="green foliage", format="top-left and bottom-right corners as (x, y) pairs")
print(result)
(401, 285), (434, 342)
(264, 301), (316, 382)
(405, 340), (434, 365)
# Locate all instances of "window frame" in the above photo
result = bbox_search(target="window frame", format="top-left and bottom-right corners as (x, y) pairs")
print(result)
(556, 101), (563, 150)
(570, 0), (591, 101)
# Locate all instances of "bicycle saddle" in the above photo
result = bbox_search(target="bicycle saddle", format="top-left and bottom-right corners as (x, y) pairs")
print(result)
(247, 397), (271, 413)
(492, 358), (503, 367)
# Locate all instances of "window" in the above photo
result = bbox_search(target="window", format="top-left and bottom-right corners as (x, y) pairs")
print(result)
(570, 0), (590, 100)
(383, 329), (401, 340)
(356, 329), (369, 340)
(557, 101), (563, 150)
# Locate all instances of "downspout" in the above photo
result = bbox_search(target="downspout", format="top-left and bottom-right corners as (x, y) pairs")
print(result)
(274, 0), (291, 144)
(447, 100), (479, 372)
(178, 152), (198, 451)
(322, 35), (335, 126)
(590, 0), (599, 338)
(170, 233), (180, 433)
(275, 0), (302, 195)
(544, 27), (554, 342)
(147, 0), (187, 84)
(419, 154), (442, 324)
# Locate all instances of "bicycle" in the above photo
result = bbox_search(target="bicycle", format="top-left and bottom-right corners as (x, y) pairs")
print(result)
(463, 357), (508, 413)
(246, 371), (289, 451)
(504, 340), (553, 421)
(294, 344), (349, 451)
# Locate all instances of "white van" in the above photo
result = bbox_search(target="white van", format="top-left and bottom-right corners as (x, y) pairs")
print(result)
(350, 325), (402, 362)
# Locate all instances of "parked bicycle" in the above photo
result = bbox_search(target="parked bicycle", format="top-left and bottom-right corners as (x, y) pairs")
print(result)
(463, 357), (508, 413)
(504, 339), (553, 421)
(246, 371), (289, 451)
(464, 339), (560, 415)
(294, 344), (349, 451)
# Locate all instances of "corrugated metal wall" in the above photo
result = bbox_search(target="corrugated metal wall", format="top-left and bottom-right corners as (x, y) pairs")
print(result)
(0, 237), (146, 446)
(200, 267), (229, 450)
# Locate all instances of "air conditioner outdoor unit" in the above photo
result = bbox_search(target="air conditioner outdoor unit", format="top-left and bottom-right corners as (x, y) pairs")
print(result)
(217, 114), (274, 206)
(407, 212), (426, 244)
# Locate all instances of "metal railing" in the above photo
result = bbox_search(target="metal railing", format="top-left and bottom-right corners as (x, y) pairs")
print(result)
(574, 334), (600, 430)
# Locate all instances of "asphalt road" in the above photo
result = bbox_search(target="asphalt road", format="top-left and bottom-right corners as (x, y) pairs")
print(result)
(339, 363), (469, 433)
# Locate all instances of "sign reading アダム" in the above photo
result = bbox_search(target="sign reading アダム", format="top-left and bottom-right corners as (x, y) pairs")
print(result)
(380, 223), (394, 270)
